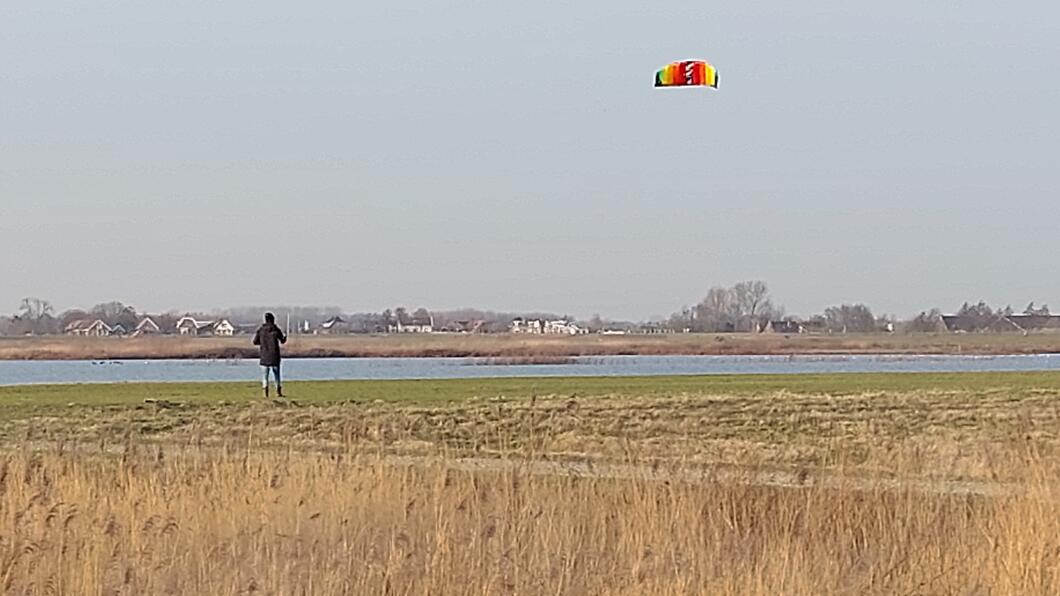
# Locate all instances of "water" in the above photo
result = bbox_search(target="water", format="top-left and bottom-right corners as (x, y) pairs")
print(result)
(1, 354), (1059, 386)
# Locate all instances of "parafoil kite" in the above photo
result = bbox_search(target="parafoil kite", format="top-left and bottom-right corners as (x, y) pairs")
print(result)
(654, 60), (718, 89)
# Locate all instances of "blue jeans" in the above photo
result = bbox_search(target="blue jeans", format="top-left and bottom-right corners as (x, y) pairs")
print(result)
(262, 365), (281, 389)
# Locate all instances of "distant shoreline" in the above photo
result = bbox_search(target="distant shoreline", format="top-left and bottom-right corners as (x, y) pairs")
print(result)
(1, 333), (1059, 361)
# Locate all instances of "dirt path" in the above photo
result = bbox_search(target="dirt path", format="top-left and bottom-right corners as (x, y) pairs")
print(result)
(381, 454), (1012, 497)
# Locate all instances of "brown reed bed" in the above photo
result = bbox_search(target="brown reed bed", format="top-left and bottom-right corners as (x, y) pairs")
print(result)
(4, 331), (1060, 361)
(0, 439), (1058, 595)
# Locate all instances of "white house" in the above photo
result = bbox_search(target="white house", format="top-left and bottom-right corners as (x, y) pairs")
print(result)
(176, 316), (216, 336)
(544, 320), (586, 335)
(389, 312), (434, 333)
(65, 319), (113, 337)
(510, 318), (542, 334)
(318, 316), (349, 335)
(510, 318), (586, 335)
(131, 317), (161, 337)
(213, 319), (235, 337)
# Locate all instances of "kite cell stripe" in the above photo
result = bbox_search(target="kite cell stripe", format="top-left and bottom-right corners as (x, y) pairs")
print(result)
(654, 61), (718, 89)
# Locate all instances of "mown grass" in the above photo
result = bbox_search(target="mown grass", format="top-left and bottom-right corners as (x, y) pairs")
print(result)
(5, 370), (1060, 409)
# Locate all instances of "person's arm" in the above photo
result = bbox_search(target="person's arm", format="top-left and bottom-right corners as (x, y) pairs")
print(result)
(279, 331), (287, 344)
(252, 328), (261, 346)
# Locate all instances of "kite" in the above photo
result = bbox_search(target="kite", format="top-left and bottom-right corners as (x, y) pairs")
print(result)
(654, 60), (718, 89)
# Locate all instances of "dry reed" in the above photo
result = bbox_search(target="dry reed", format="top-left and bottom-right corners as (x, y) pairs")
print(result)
(1, 439), (1058, 595)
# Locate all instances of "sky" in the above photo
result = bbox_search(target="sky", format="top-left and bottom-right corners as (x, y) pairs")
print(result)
(2, 1), (1058, 321)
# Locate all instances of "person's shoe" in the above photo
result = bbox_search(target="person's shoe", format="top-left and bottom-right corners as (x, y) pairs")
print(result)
(263, 386), (269, 399)
(276, 386), (285, 398)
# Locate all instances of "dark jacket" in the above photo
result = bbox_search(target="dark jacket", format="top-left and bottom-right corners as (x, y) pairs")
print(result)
(253, 322), (287, 366)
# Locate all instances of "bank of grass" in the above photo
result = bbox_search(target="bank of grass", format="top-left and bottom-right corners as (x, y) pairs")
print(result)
(6, 370), (1060, 409)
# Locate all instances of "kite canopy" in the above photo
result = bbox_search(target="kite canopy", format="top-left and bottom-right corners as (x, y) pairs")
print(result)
(654, 60), (718, 89)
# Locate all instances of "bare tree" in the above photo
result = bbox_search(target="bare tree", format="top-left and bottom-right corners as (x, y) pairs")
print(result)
(16, 298), (58, 335)
(91, 301), (139, 330)
(732, 280), (779, 331)
(1024, 302), (1051, 316)
(19, 297), (53, 321)
(823, 304), (876, 333)
(904, 309), (944, 333)
(694, 287), (736, 332)
(691, 281), (780, 332)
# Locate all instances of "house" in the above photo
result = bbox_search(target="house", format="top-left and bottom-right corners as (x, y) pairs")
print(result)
(510, 318), (586, 335)
(109, 324), (127, 337)
(318, 316), (350, 335)
(389, 312), (434, 333)
(213, 319), (235, 337)
(510, 318), (543, 334)
(941, 313), (1060, 333)
(176, 316), (216, 336)
(1006, 314), (1060, 332)
(437, 320), (484, 334)
(544, 320), (586, 335)
(636, 323), (673, 335)
(764, 320), (804, 334)
(64, 319), (113, 337)
(941, 314), (1023, 333)
(131, 317), (161, 337)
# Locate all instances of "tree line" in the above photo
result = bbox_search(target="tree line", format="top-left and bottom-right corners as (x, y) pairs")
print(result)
(1, 290), (1055, 336)
(0, 299), (572, 336)
(662, 282), (886, 333)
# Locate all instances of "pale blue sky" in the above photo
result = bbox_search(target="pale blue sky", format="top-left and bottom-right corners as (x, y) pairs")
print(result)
(2, 1), (1057, 320)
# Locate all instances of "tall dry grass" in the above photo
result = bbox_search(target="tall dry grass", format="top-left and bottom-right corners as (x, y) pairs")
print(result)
(1, 441), (1059, 595)
(5, 331), (1060, 360)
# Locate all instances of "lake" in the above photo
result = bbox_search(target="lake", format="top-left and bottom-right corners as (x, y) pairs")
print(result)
(1, 354), (1059, 386)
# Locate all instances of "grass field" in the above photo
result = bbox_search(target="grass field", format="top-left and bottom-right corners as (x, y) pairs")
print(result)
(3, 372), (1060, 594)
(3, 372), (1060, 478)
(4, 331), (1060, 360)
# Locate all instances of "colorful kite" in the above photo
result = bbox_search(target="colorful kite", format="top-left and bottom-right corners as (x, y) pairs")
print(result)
(654, 60), (718, 89)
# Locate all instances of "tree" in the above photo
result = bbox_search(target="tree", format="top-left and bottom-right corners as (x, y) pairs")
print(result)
(694, 287), (736, 332)
(59, 309), (89, 329)
(19, 298), (53, 321)
(689, 280), (781, 332)
(16, 298), (58, 335)
(956, 301), (997, 331)
(1024, 302), (1050, 316)
(731, 281), (777, 331)
(823, 304), (876, 333)
(666, 307), (694, 332)
(90, 301), (139, 330)
(904, 309), (944, 333)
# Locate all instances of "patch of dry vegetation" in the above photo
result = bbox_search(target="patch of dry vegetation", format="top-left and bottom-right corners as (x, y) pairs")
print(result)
(4, 331), (1060, 360)
(3, 375), (1060, 593)
(6, 385), (1060, 482)
(1, 442), (1059, 595)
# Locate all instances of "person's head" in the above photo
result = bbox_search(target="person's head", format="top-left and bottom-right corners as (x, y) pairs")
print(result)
(264, 312), (275, 324)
